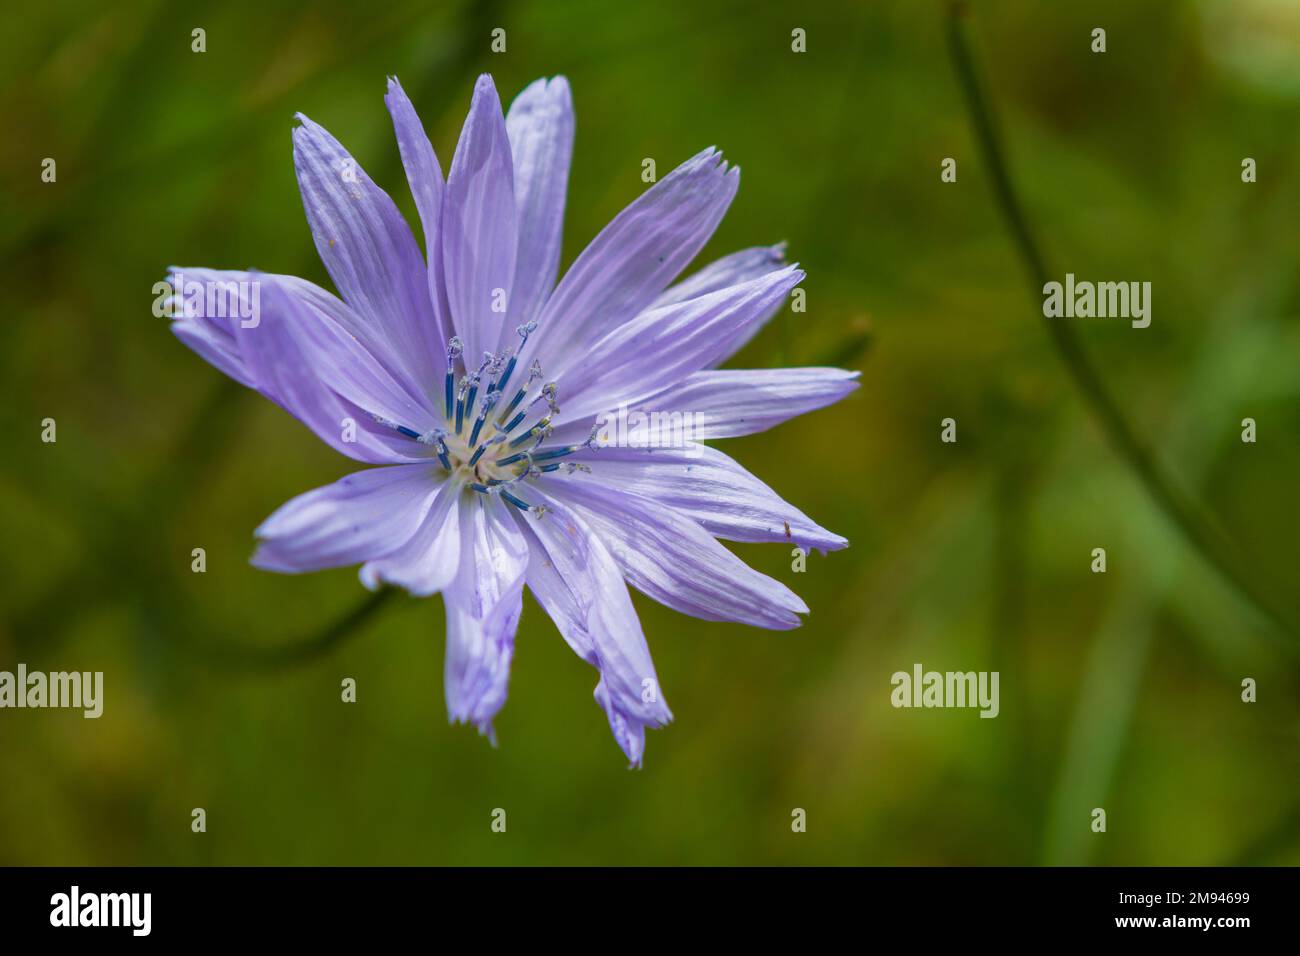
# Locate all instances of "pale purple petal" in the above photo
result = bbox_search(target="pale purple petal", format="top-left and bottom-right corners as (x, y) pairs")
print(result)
(568, 444), (846, 554)
(443, 495), (529, 738)
(385, 76), (455, 356)
(515, 492), (672, 766)
(358, 479), (461, 595)
(505, 76), (574, 330)
(231, 277), (436, 462)
(169, 268), (414, 462)
(167, 267), (351, 390)
(632, 367), (860, 439)
(542, 480), (807, 630)
(650, 243), (792, 364)
(553, 266), (804, 424)
(651, 242), (787, 308)
(525, 147), (740, 381)
(441, 74), (518, 367)
(293, 113), (443, 400)
(252, 464), (443, 572)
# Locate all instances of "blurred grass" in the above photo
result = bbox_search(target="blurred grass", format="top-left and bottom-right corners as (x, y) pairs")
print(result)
(1, 0), (1298, 864)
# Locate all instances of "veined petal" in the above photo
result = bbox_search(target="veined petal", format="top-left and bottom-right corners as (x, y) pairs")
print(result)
(568, 444), (846, 554)
(651, 242), (787, 308)
(444, 494), (529, 738)
(542, 480), (807, 630)
(232, 277), (436, 462)
(505, 76), (574, 332)
(293, 113), (443, 400)
(515, 492), (672, 766)
(545, 365), (858, 450)
(650, 243), (791, 364)
(252, 464), (443, 573)
(385, 76), (455, 355)
(527, 147), (740, 381)
(442, 74), (518, 368)
(358, 478), (461, 596)
(554, 266), (804, 424)
(633, 367), (860, 439)
(167, 267), (351, 390)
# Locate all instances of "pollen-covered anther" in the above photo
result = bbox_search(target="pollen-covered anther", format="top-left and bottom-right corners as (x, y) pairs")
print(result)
(540, 381), (561, 417)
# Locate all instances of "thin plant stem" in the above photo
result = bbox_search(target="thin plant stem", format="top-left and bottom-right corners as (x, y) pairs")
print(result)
(945, 2), (1297, 647)
(182, 588), (399, 672)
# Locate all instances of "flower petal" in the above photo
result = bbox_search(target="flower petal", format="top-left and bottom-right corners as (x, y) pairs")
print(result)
(515, 492), (672, 766)
(167, 267), (351, 390)
(527, 147), (740, 381)
(443, 494), (529, 738)
(632, 366), (860, 439)
(553, 266), (804, 424)
(541, 479), (806, 630)
(441, 74), (518, 367)
(385, 76), (455, 356)
(358, 478), (461, 596)
(505, 76), (574, 330)
(650, 242), (791, 364)
(252, 464), (443, 573)
(231, 277), (437, 462)
(293, 112), (443, 400)
(651, 243), (786, 307)
(569, 444), (846, 554)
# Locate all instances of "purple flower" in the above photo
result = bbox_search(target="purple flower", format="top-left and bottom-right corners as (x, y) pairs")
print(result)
(165, 74), (857, 766)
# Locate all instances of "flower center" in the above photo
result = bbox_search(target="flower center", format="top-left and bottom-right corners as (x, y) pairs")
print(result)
(371, 323), (597, 514)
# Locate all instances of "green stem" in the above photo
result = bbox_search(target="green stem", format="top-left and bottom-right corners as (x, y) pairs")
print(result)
(945, 2), (1297, 647)
(185, 588), (399, 672)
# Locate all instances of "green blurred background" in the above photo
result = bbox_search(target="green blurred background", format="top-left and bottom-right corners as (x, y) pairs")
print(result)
(2, 0), (1299, 865)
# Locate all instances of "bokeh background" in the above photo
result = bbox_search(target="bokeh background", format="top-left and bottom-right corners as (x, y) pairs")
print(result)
(2, 0), (1299, 865)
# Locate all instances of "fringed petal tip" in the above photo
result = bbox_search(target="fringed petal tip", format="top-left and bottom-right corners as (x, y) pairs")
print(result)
(596, 681), (672, 769)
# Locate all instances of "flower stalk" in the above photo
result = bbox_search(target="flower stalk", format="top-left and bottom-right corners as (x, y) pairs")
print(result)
(945, 1), (1297, 648)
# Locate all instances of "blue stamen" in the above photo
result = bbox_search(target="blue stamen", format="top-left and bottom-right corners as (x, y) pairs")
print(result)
(501, 402), (528, 433)
(468, 392), (500, 448)
(495, 322), (537, 394)
(531, 445), (579, 463)
(508, 424), (548, 450)
(492, 356), (518, 395)
(465, 352), (493, 418)
(500, 490), (532, 511)
(444, 337), (464, 418)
